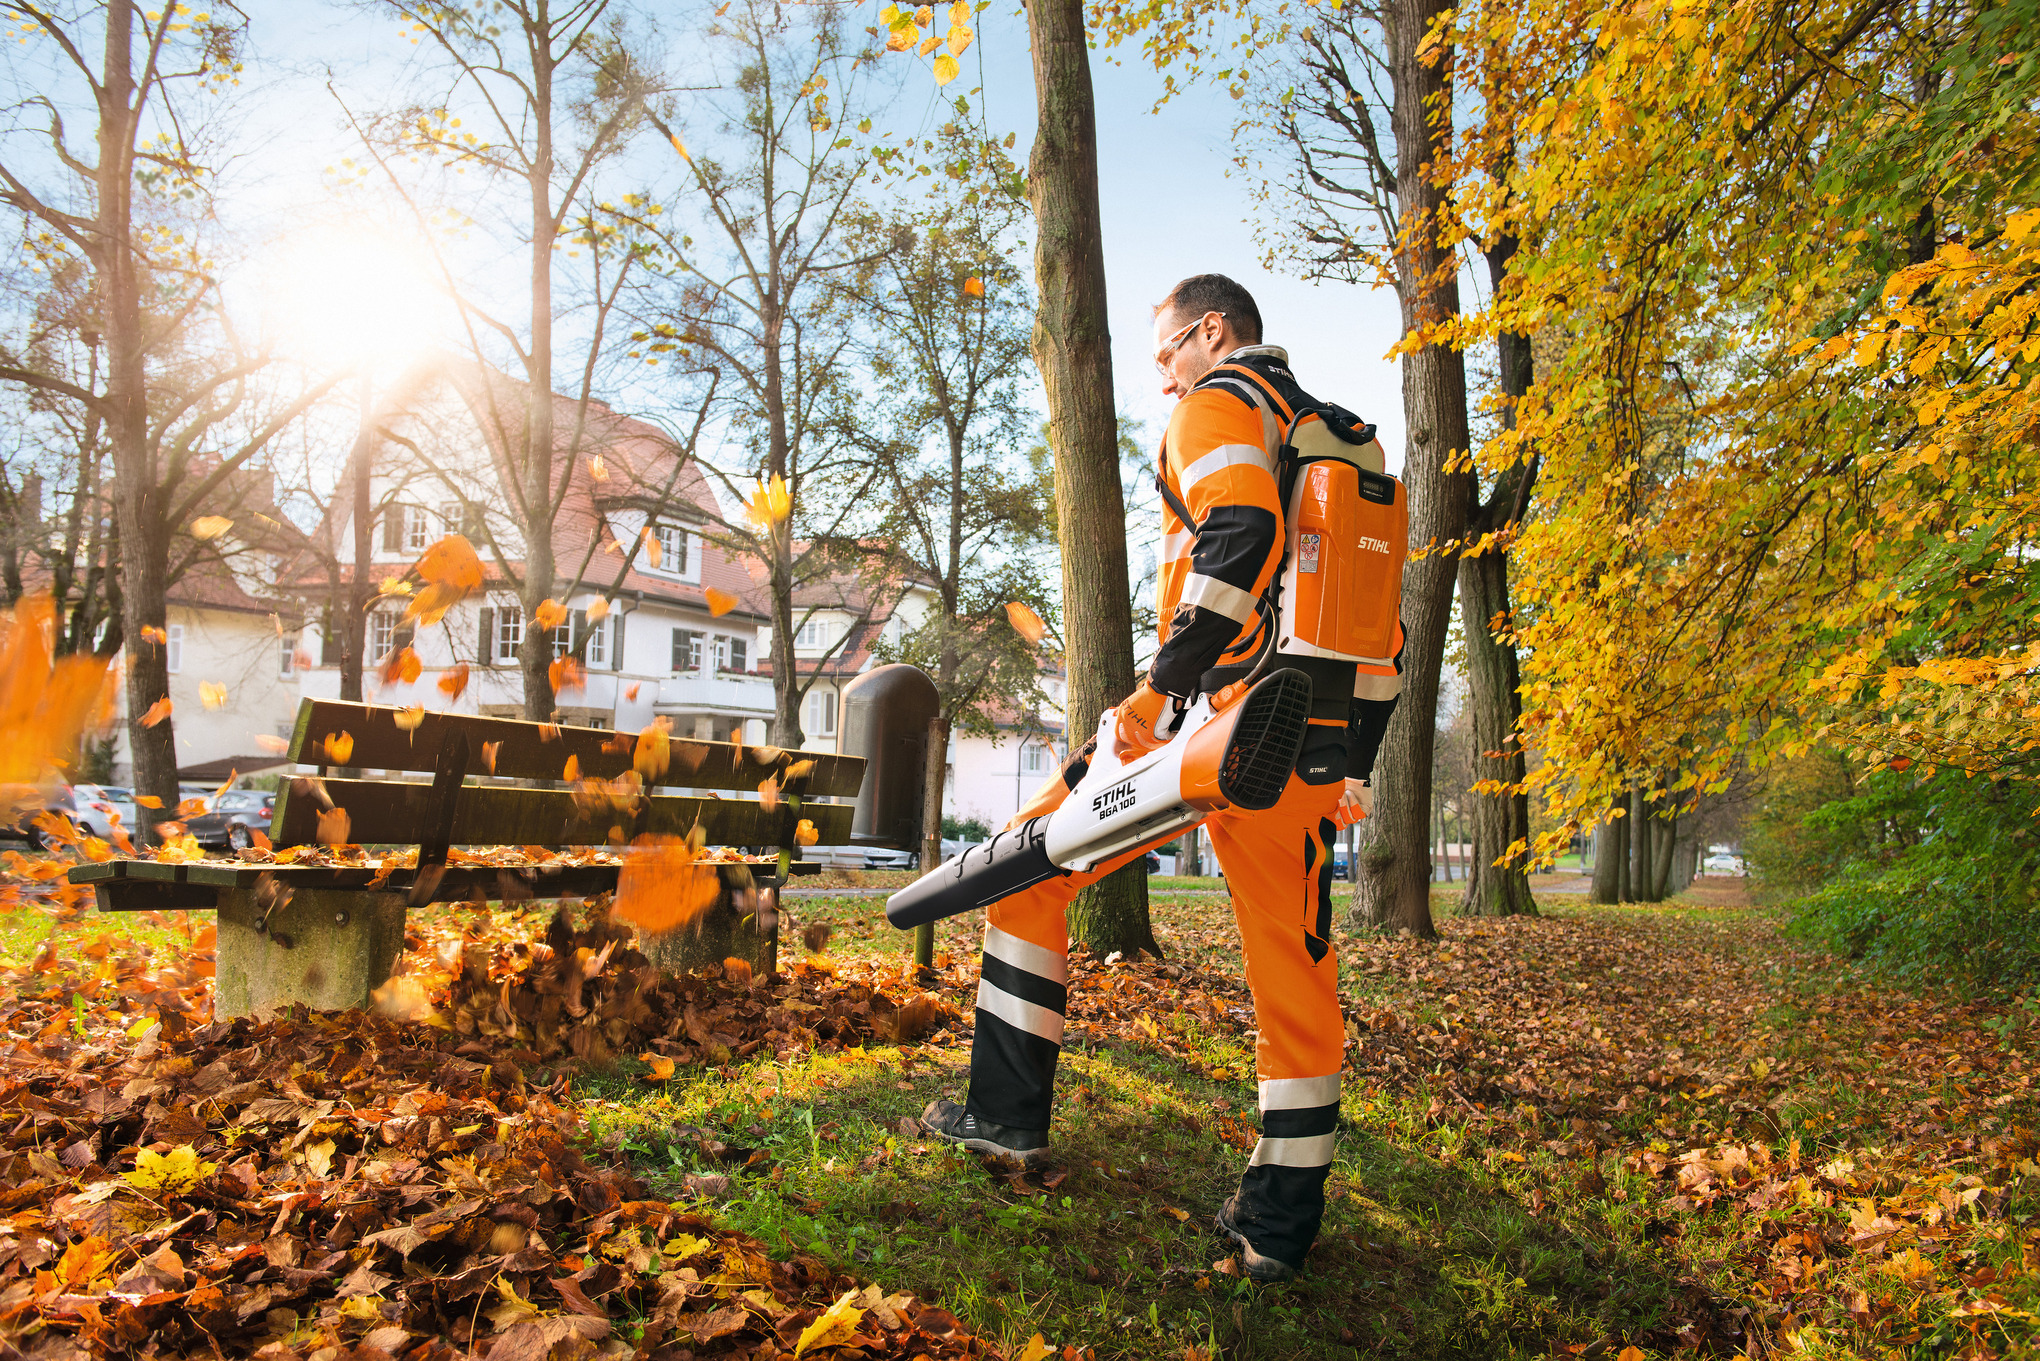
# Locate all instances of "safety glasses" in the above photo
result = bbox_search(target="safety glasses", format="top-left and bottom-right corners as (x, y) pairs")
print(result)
(1154, 311), (1224, 376)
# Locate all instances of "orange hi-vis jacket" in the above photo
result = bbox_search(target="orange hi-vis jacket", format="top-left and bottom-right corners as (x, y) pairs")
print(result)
(1151, 346), (1404, 731)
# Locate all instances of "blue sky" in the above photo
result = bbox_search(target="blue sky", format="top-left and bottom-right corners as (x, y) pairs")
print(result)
(234, 0), (1408, 471)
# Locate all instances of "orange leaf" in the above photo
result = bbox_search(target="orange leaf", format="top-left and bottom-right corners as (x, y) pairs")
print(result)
(135, 795), (162, 809)
(415, 535), (484, 591)
(324, 731), (355, 764)
(625, 683), (642, 702)
(380, 646), (422, 686)
(590, 455), (609, 481)
(316, 807), (352, 846)
(640, 1053), (677, 1081)
(140, 697), (173, 727)
(612, 834), (722, 933)
(438, 663), (470, 700)
(795, 819), (819, 846)
(535, 599), (568, 631)
(587, 598), (610, 622)
(139, 626), (167, 647)
(1005, 600), (1047, 643)
(641, 527), (663, 569)
(705, 587), (739, 617)
(564, 754), (580, 782)
(175, 797), (207, 818)
(482, 740), (501, 773)
(550, 656), (586, 696)
(635, 719), (672, 782)
(963, 276), (985, 297)
(758, 776), (780, 812)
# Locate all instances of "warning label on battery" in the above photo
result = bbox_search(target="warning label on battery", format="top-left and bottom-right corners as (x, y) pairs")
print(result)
(1298, 533), (1320, 573)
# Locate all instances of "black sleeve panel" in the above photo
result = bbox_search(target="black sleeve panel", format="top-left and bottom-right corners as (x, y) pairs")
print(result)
(1150, 603), (1241, 699)
(1346, 695), (1397, 781)
(1346, 622), (1406, 781)
(1190, 504), (1280, 591)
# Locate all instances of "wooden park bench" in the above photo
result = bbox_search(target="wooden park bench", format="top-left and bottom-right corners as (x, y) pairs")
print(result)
(67, 698), (866, 1018)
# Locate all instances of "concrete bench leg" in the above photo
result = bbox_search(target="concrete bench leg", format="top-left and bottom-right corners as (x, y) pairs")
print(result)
(214, 888), (407, 1019)
(642, 885), (778, 978)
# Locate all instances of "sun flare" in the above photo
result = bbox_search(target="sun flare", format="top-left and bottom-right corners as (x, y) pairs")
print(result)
(254, 224), (450, 370)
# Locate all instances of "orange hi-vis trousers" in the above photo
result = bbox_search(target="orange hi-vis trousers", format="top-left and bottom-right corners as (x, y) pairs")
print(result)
(965, 721), (1349, 1268)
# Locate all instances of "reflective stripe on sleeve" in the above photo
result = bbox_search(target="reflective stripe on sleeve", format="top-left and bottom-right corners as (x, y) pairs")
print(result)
(984, 923), (1068, 984)
(976, 977), (1065, 1044)
(1179, 443), (1272, 496)
(1180, 573), (1258, 623)
(1160, 527), (1195, 563)
(1247, 1133), (1338, 1168)
(1259, 1073), (1342, 1111)
(1353, 670), (1401, 702)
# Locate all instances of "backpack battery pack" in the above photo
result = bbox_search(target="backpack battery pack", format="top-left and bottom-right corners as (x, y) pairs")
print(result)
(1274, 412), (1408, 663)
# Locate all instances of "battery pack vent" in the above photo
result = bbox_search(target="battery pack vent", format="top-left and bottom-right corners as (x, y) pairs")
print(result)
(1217, 668), (1313, 810)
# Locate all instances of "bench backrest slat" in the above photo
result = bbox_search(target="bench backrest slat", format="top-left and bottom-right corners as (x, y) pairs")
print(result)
(284, 698), (862, 796)
(272, 779), (853, 850)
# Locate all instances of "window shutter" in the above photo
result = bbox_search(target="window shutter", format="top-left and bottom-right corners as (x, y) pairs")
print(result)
(463, 503), (486, 541)
(731, 639), (747, 672)
(321, 623), (341, 667)
(571, 609), (587, 656)
(670, 627), (684, 673)
(478, 607), (494, 666)
(609, 611), (625, 670)
(381, 507), (402, 552)
(394, 623), (416, 655)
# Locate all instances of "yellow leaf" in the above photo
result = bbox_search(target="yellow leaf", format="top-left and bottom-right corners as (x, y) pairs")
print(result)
(394, 704), (425, 731)
(199, 681), (228, 710)
(324, 731), (354, 764)
(794, 1289), (864, 1356)
(1018, 1337), (1053, 1361)
(635, 719), (672, 781)
(947, 22), (973, 55)
(124, 1145), (215, 1193)
(588, 598), (610, 622)
(913, 4), (934, 24)
(189, 515), (233, 541)
(669, 131), (692, 162)
(303, 1138), (336, 1179)
(918, 31), (939, 54)
(746, 474), (792, 528)
(705, 587), (740, 617)
(933, 51), (960, 84)
(948, 0), (970, 25)
(564, 754), (580, 782)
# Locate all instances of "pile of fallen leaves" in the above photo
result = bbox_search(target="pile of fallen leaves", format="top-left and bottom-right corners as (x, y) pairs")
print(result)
(0, 908), (1008, 1360)
(429, 904), (964, 1072)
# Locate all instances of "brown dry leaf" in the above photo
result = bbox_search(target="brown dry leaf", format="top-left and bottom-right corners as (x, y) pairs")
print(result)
(611, 834), (721, 933)
(803, 922), (833, 953)
(325, 732), (355, 764)
(316, 807), (352, 846)
(1005, 600), (1048, 643)
(140, 697), (173, 728)
(549, 656), (585, 696)
(438, 663), (470, 700)
(705, 587), (740, 617)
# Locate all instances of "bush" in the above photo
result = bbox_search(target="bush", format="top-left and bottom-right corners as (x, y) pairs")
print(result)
(1766, 765), (2040, 996)
(940, 815), (991, 843)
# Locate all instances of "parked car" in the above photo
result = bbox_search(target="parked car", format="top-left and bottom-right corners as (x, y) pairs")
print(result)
(1144, 850), (1162, 874)
(186, 790), (275, 850)
(862, 847), (916, 871)
(8, 787), (89, 847)
(1702, 852), (1744, 874)
(178, 782), (219, 812)
(73, 784), (137, 839)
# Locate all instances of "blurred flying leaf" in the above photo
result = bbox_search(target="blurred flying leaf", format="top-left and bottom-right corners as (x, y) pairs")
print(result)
(612, 834), (721, 933)
(393, 705), (425, 731)
(324, 732), (354, 764)
(550, 656), (585, 696)
(438, 663), (470, 700)
(140, 698), (172, 728)
(963, 275), (985, 297)
(535, 599), (568, 630)
(380, 647), (423, 687)
(316, 807), (352, 845)
(199, 681), (228, 710)
(705, 588), (740, 617)
(1005, 600), (1047, 643)
(634, 719), (672, 781)
(641, 527), (663, 569)
(189, 516), (233, 542)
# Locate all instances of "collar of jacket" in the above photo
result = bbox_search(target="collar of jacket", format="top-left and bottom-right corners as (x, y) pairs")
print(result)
(1218, 344), (1288, 365)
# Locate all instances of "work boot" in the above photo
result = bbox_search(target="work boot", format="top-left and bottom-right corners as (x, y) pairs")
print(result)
(920, 1098), (1051, 1169)
(1214, 1195), (1301, 1282)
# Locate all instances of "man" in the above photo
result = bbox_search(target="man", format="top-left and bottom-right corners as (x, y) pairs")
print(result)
(922, 274), (1402, 1281)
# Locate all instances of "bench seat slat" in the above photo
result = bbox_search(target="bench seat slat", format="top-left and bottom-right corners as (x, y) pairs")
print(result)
(274, 779), (853, 850)
(287, 699), (862, 796)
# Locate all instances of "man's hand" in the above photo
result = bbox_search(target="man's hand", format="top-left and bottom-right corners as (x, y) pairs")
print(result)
(1111, 681), (1172, 760)
(1333, 778), (1374, 829)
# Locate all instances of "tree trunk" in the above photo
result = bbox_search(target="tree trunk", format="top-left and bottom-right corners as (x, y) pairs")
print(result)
(1590, 809), (1624, 903)
(1348, 0), (1473, 939)
(98, 0), (173, 833)
(1629, 783), (1654, 902)
(341, 382), (374, 703)
(1651, 811), (1677, 900)
(1024, 0), (1156, 959)
(520, 25), (559, 722)
(1456, 235), (1536, 918)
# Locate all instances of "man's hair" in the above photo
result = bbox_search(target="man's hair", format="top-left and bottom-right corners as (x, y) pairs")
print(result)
(1155, 274), (1263, 345)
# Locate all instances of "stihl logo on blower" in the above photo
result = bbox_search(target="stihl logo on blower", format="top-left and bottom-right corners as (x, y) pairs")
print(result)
(885, 669), (1315, 929)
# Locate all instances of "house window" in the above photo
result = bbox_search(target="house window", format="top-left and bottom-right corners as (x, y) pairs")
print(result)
(551, 617), (573, 659)
(654, 523), (688, 575)
(404, 505), (431, 551)
(720, 637), (747, 672)
(440, 501), (462, 536)
(494, 604), (523, 664)
(369, 610), (397, 661)
(795, 617), (835, 651)
(1023, 741), (1050, 775)
(165, 624), (184, 675)
(279, 633), (297, 678)
(585, 613), (609, 668)
(805, 688), (836, 738)
(671, 629), (703, 674)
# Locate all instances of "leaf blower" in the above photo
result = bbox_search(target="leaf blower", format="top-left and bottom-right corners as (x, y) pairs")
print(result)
(884, 668), (1315, 929)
